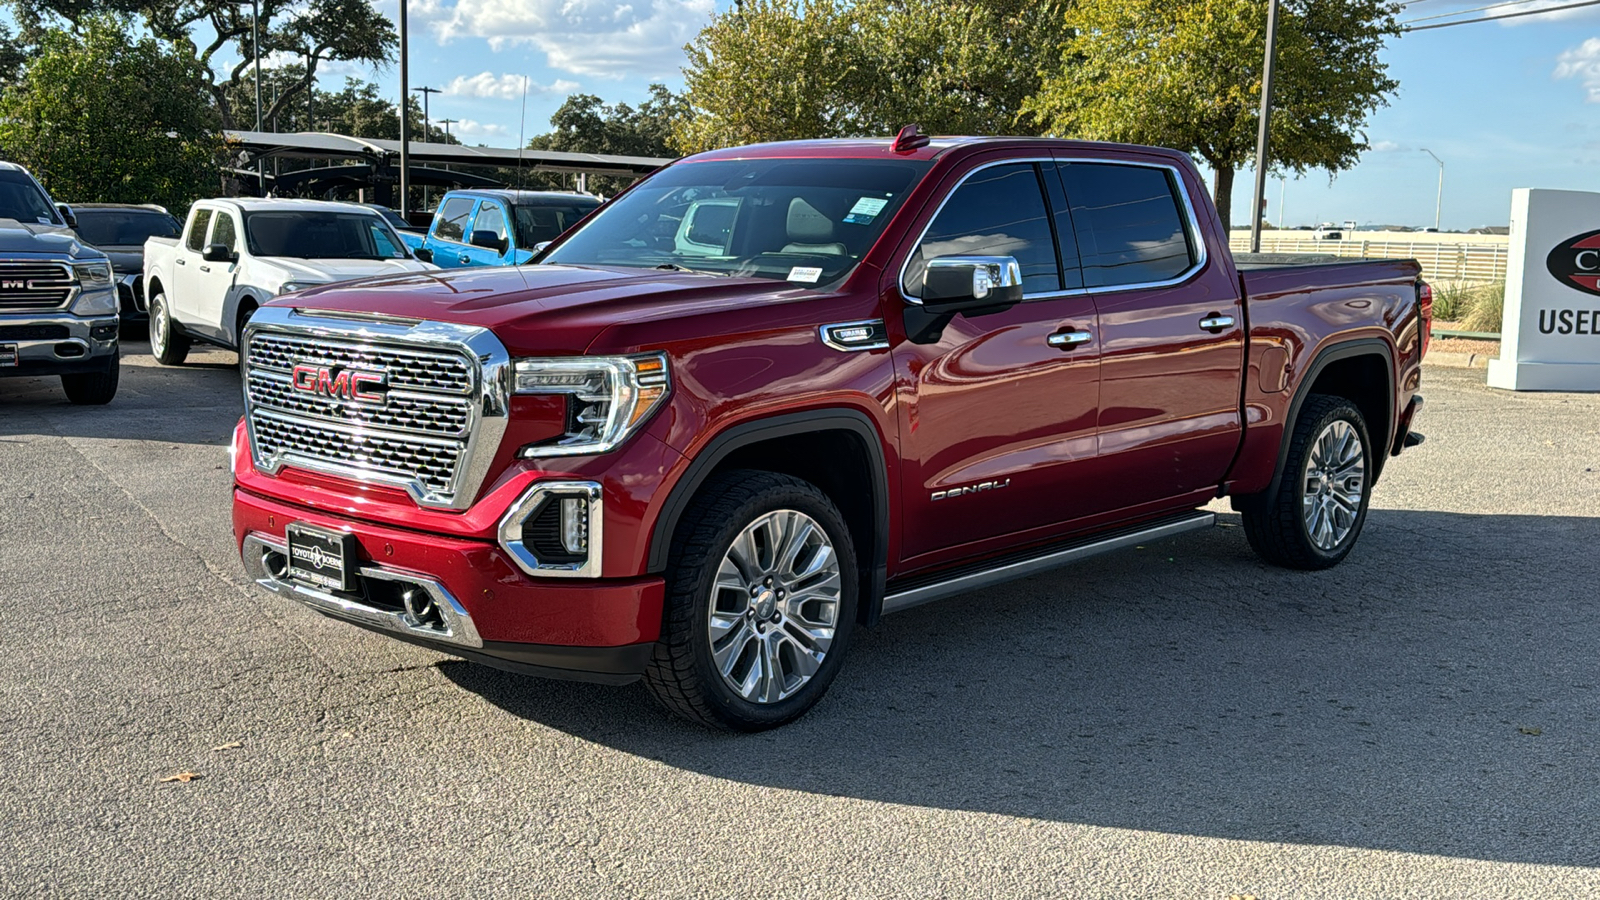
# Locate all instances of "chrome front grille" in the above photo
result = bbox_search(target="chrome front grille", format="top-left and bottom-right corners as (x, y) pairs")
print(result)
(0, 262), (74, 310)
(242, 308), (511, 509)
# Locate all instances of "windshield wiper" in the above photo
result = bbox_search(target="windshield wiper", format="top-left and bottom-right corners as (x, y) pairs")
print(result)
(652, 263), (726, 276)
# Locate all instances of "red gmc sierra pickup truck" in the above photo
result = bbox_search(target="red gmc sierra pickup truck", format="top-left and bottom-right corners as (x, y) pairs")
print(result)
(232, 133), (1430, 730)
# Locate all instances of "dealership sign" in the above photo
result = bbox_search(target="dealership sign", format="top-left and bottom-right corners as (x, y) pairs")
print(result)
(1488, 189), (1600, 391)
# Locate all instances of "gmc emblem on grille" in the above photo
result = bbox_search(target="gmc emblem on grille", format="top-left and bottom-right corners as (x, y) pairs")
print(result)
(290, 364), (388, 404)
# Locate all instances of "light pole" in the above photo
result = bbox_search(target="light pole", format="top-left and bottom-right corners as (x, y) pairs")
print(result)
(1249, 0), (1281, 253)
(398, 0), (411, 219)
(413, 86), (440, 141)
(438, 118), (457, 143)
(252, 0), (264, 193)
(1420, 148), (1444, 231)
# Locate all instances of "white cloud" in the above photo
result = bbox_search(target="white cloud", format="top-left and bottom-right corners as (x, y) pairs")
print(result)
(442, 72), (581, 99)
(1370, 140), (1405, 152)
(1556, 37), (1600, 102)
(450, 118), (511, 138)
(1489, 0), (1600, 24)
(431, 0), (716, 79)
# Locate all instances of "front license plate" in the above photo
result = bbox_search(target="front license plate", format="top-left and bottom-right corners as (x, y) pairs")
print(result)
(286, 523), (359, 593)
(0, 343), (17, 367)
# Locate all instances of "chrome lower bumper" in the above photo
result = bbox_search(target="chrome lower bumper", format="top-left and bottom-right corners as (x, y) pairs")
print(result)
(241, 533), (483, 648)
(0, 312), (118, 365)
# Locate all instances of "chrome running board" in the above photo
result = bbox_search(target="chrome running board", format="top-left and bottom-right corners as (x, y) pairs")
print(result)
(881, 511), (1215, 615)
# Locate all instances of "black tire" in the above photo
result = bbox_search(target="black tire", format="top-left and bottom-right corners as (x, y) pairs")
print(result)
(61, 352), (119, 405)
(1241, 394), (1373, 570)
(235, 301), (257, 376)
(149, 291), (190, 366)
(644, 469), (858, 731)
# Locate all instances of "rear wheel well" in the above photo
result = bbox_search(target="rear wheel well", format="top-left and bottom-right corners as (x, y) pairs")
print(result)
(1303, 352), (1392, 478)
(667, 424), (886, 626)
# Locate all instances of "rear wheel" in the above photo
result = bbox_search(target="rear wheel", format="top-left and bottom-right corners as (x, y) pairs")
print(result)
(644, 470), (857, 731)
(149, 292), (189, 366)
(61, 352), (119, 405)
(1241, 394), (1373, 569)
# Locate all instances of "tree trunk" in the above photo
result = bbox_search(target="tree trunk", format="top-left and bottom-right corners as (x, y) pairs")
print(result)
(1210, 161), (1234, 235)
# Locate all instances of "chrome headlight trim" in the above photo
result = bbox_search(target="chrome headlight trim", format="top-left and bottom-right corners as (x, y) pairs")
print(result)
(513, 352), (670, 459)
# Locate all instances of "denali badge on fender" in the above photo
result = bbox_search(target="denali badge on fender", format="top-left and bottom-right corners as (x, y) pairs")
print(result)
(932, 478), (1011, 501)
(290, 364), (388, 404)
(1546, 229), (1600, 297)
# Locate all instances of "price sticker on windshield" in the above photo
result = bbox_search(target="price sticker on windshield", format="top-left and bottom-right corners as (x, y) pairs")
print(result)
(787, 266), (823, 283)
(843, 196), (889, 225)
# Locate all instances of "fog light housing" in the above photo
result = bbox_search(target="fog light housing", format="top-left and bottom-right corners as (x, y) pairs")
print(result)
(496, 481), (603, 578)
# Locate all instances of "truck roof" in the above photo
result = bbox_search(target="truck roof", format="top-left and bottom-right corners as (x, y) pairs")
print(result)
(199, 198), (387, 214)
(684, 136), (1192, 165)
(442, 189), (601, 206)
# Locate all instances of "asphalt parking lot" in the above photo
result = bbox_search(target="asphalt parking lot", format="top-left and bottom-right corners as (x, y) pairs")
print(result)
(2, 344), (1598, 898)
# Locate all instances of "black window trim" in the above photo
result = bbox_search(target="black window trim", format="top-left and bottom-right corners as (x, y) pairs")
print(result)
(898, 156), (1209, 306)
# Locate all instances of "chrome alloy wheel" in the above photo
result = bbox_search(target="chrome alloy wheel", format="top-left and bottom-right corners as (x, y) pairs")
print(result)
(151, 297), (169, 354)
(1301, 419), (1366, 551)
(708, 509), (843, 704)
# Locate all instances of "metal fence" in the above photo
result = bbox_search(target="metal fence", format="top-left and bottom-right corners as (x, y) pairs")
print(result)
(1229, 236), (1509, 284)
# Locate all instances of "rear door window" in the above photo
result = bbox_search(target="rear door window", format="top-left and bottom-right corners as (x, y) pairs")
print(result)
(432, 197), (476, 243)
(1054, 162), (1196, 289)
(186, 208), (213, 252)
(903, 162), (1062, 297)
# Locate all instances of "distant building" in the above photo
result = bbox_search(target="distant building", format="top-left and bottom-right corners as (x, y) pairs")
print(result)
(1468, 226), (1510, 236)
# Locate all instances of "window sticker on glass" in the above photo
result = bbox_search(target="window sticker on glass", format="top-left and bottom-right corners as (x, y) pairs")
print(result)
(843, 196), (889, 225)
(788, 266), (823, 283)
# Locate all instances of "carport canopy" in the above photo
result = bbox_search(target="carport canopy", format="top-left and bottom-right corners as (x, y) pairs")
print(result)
(225, 130), (673, 177)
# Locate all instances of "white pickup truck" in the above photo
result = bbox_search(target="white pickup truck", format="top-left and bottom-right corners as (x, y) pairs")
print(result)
(143, 199), (435, 366)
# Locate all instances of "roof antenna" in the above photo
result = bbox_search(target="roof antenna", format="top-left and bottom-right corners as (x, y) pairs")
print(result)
(891, 124), (930, 153)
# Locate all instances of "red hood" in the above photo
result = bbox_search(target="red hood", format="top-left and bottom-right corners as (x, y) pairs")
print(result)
(264, 264), (803, 356)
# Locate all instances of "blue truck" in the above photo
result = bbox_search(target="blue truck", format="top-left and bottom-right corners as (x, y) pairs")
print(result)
(0, 161), (120, 404)
(405, 189), (600, 268)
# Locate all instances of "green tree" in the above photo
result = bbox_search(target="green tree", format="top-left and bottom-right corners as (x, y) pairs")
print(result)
(674, 0), (1065, 154)
(0, 18), (222, 210)
(1026, 0), (1400, 231)
(524, 84), (685, 193)
(5, 0), (396, 131)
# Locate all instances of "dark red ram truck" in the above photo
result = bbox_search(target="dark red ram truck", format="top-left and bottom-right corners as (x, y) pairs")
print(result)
(232, 134), (1430, 730)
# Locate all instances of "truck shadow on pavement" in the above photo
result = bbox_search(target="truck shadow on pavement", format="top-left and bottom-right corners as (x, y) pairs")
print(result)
(442, 508), (1600, 869)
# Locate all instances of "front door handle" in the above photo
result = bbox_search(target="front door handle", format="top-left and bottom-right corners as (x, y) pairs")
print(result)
(1047, 329), (1093, 349)
(175, 258), (186, 266)
(459, 254), (471, 265)
(1199, 313), (1236, 333)
(198, 265), (211, 273)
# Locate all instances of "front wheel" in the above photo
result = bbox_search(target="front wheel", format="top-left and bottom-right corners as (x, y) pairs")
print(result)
(644, 470), (857, 731)
(149, 292), (190, 366)
(1241, 394), (1373, 569)
(61, 352), (119, 405)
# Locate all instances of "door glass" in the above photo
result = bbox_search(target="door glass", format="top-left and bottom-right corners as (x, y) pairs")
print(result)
(903, 162), (1061, 297)
(1056, 163), (1195, 288)
(212, 213), (238, 252)
(472, 203), (509, 247)
(186, 209), (212, 252)
(432, 197), (475, 243)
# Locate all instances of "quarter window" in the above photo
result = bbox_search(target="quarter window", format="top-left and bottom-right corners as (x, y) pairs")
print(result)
(186, 209), (213, 252)
(904, 163), (1061, 297)
(1055, 162), (1196, 289)
(432, 197), (475, 243)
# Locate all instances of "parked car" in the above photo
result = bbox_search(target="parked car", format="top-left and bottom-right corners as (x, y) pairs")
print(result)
(0, 161), (120, 404)
(361, 203), (424, 235)
(407, 189), (600, 267)
(68, 203), (182, 334)
(143, 198), (435, 368)
(232, 134), (1430, 731)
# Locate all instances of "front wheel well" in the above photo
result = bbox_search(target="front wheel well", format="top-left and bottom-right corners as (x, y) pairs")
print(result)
(655, 416), (889, 626)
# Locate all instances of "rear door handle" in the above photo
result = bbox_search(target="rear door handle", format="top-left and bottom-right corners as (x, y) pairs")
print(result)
(459, 254), (471, 265)
(1047, 329), (1093, 349)
(198, 265), (210, 273)
(1199, 313), (1236, 333)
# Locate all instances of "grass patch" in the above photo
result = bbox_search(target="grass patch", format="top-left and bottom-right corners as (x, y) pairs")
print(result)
(1459, 281), (1505, 334)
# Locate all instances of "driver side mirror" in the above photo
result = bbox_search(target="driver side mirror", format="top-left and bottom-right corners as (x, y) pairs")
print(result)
(202, 242), (236, 263)
(469, 229), (508, 254)
(414, 247), (433, 263)
(904, 255), (1024, 344)
(55, 203), (77, 229)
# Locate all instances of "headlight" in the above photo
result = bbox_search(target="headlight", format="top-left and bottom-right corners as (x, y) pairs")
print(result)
(514, 353), (670, 457)
(69, 261), (116, 316)
(278, 281), (324, 295)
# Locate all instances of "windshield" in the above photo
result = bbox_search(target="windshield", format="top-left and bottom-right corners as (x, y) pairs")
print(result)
(513, 201), (599, 249)
(0, 170), (62, 226)
(244, 211), (410, 260)
(542, 159), (930, 284)
(73, 209), (181, 246)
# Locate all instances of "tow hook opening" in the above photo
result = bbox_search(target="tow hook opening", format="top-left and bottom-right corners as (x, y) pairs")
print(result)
(401, 586), (444, 630)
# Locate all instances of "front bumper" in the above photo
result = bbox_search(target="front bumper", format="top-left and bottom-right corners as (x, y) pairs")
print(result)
(233, 487), (665, 684)
(116, 273), (146, 321)
(0, 312), (118, 377)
